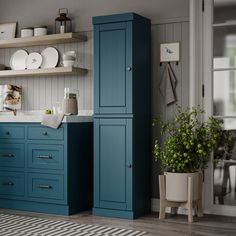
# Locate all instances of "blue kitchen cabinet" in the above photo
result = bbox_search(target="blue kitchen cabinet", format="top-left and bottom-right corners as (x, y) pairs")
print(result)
(93, 13), (151, 219)
(94, 21), (132, 114)
(94, 119), (132, 212)
(0, 122), (93, 215)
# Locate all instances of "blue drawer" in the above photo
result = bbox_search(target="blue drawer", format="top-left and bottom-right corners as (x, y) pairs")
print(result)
(0, 126), (25, 139)
(0, 172), (25, 196)
(27, 126), (64, 141)
(28, 173), (64, 200)
(28, 144), (64, 170)
(0, 143), (25, 168)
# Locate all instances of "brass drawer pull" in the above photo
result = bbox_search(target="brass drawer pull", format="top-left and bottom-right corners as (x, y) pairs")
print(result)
(2, 182), (14, 186)
(36, 155), (52, 159)
(0, 154), (15, 158)
(39, 184), (52, 189)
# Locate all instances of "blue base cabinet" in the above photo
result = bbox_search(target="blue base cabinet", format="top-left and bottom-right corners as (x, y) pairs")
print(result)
(93, 13), (151, 219)
(0, 122), (93, 215)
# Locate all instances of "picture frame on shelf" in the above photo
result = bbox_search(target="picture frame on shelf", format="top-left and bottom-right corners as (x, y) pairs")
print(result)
(160, 42), (180, 63)
(0, 22), (17, 40)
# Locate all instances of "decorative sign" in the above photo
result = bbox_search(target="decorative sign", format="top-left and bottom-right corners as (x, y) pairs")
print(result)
(0, 22), (17, 40)
(160, 42), (180, 63)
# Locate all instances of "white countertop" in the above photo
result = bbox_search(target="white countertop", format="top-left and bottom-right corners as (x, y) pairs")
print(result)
(0, 110), (93, 123)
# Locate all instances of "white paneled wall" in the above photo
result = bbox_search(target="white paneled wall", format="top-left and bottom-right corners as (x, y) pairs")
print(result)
(0, 31), (93, 111)
(151, 21), (189, 197)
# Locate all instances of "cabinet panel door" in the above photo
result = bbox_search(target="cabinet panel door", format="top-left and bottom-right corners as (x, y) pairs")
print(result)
(94, 22), (132, 114)
(28, 144), (64, 170)
(27, 126), (64, 141)
(0, 143), (25, 168)
(28, 173), (64, 202)
(94, 119), (132, 210)
(0, 172), (25, 197)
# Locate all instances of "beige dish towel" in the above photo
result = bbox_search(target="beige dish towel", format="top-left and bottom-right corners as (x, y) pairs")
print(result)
(159, 63), (177, 105)
(41, 114), (64, 129)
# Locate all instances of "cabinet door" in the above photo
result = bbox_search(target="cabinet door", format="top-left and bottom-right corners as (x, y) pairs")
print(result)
(94, 118), (132, 210)
(94, 22), (132, 114)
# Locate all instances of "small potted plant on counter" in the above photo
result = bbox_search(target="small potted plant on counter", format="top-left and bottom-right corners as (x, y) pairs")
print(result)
(153, 106), (226, 202)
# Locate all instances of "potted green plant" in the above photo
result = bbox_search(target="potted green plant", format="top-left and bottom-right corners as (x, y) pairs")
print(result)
(153, 106), (225, 202)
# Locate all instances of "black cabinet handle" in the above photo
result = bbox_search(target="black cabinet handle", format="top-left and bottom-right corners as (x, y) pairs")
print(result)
(0, 154), (15, 158)
(42, 132), (48, 136)
(36, 155), (52, 159)
(2, 182), (14, 186)
(39, 185), (52, 189)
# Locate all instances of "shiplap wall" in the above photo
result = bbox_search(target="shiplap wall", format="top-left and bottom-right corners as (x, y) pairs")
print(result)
(0, 31), (93, 111)
(151, 21), (189, 197)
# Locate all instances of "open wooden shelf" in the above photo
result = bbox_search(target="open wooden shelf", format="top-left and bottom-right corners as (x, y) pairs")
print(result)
(0, 66), (87, 78)
(0, 32), (87, 49)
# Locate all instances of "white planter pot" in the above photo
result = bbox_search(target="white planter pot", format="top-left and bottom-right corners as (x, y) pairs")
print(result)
(165, 172), (200, 202)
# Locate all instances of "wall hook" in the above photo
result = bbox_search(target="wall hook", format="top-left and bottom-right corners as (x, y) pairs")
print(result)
(160, 61), (179, 67)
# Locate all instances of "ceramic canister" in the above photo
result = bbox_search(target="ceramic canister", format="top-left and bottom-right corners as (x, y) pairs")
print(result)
(21, 27), (34, 38)
(34, 26), (47, 36)
(62, 98), (78, 115)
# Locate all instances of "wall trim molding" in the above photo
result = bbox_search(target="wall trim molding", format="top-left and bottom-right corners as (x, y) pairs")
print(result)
(189, 0), (203, 107)
(152, 17), (189, 25)
(84, 17), (189, 30)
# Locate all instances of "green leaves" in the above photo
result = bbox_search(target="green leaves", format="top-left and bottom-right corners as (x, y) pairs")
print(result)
(153, 106), (225, 173)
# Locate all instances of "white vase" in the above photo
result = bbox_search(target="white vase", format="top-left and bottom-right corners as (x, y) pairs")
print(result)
(165, 172), (200, 202)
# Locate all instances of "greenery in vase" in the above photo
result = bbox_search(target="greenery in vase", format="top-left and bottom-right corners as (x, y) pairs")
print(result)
(153, 106), (230, 173)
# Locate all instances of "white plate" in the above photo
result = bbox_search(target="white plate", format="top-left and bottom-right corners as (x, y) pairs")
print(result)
(10, 49), (28, 70)
(26, 52), (42, 69)
(41, 47), (59, 69)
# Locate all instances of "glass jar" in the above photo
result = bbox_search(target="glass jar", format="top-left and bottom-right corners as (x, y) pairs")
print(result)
(64, 88), (79, 100)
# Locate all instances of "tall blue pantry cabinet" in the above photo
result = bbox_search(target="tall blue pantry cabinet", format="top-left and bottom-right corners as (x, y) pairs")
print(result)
(93, 13), (151, 219)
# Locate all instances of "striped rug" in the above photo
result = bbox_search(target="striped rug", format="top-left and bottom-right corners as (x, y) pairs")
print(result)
(0, 214), (147, 236)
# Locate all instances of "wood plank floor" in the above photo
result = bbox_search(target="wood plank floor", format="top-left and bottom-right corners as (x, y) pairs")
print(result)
(0, 209), (235, 236)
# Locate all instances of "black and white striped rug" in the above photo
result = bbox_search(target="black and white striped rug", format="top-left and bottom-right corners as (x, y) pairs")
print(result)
(0, 214), (147, 236)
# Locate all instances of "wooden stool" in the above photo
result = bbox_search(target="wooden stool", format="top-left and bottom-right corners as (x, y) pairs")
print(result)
(159, 174), (203, 223)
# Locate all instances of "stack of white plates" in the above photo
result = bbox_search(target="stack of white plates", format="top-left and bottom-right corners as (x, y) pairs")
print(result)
(10, 47), (59, 70)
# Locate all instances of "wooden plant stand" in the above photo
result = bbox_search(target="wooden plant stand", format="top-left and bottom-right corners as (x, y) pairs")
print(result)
(159, 174), (203, 223)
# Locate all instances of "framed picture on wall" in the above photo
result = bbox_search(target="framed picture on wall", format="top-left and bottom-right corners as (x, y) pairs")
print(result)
(160, 42), (180, 63)
(0, 22), (17, 40)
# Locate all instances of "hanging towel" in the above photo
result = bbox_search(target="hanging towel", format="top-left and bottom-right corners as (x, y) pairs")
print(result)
(159, 63), (177, 105)
(41, 114), (64, 129)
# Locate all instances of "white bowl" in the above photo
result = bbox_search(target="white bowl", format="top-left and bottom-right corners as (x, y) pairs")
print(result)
(62, 54), (76, 61)
(64, 50), (76, 57)
(61, 60), (75, 67)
